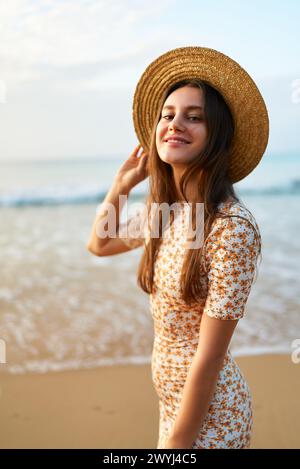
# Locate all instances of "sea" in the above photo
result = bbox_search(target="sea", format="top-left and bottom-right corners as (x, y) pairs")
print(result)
(0, 152), (299, 374)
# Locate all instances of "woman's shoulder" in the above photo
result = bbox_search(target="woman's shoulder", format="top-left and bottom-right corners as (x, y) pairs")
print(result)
(203, 199), (262, 276)
(208, 198), (261, 247)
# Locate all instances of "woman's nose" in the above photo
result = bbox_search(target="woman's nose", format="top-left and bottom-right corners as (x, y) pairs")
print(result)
(168, 116), (185, 131)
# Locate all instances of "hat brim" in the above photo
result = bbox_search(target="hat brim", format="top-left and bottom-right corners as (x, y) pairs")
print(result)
(132, 46), (269, 184)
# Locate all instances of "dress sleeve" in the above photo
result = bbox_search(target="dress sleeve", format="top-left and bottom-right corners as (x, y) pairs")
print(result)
(118, 205), (149, 250)
(202, 215), (261, 320)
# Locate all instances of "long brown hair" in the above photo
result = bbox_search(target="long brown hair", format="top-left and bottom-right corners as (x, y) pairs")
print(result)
(136, 78), (260, 305)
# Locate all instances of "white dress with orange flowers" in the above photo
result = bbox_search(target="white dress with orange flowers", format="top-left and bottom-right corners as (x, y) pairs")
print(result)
(119, 200), (261, 449)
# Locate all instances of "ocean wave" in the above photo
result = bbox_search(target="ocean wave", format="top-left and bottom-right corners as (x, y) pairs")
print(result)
(0, 180), (300, 207)
(0, 184), (146, 207)
(0, 345), (292, 375)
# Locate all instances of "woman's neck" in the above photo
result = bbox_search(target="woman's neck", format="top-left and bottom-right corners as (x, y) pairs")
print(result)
(171, 165), (205, 204)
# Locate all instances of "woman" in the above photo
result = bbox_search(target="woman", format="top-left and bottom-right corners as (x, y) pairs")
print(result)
(87, 47), (269, 449)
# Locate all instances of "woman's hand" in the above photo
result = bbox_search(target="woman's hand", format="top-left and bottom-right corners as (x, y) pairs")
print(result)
(114, 143), (149, 193)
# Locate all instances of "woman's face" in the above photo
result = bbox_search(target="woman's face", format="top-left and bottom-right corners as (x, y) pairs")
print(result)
(155, 86), (207, 169)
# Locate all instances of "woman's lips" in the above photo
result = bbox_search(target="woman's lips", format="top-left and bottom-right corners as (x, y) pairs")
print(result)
(164, 140), (189, 146)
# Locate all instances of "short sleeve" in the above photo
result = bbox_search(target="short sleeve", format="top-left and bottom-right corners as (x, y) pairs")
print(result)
(118, 205), (149, 250)
(203, 216), (261, 320)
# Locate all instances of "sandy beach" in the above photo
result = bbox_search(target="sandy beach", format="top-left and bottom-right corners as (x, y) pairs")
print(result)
(0, 353), (299, 449)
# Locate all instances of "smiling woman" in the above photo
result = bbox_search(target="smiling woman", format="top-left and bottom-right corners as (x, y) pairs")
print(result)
(87, 45), (268, 449)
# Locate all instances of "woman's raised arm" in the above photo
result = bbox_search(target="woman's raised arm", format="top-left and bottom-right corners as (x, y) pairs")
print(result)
(86, 144), (148, 256)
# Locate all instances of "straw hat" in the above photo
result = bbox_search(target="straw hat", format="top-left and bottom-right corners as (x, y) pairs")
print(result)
(132, 46), (269, 183)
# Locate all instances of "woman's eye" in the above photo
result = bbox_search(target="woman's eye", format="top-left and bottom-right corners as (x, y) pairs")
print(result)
(162, 115), (202, 121)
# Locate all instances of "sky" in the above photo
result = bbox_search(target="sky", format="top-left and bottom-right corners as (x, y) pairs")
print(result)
(0, 0), (299, 161)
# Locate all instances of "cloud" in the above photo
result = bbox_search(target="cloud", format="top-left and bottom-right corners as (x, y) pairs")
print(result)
(0, 0), (173, 88)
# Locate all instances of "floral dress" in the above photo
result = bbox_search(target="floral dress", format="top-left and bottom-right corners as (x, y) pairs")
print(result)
(118, 199), (261, 449)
